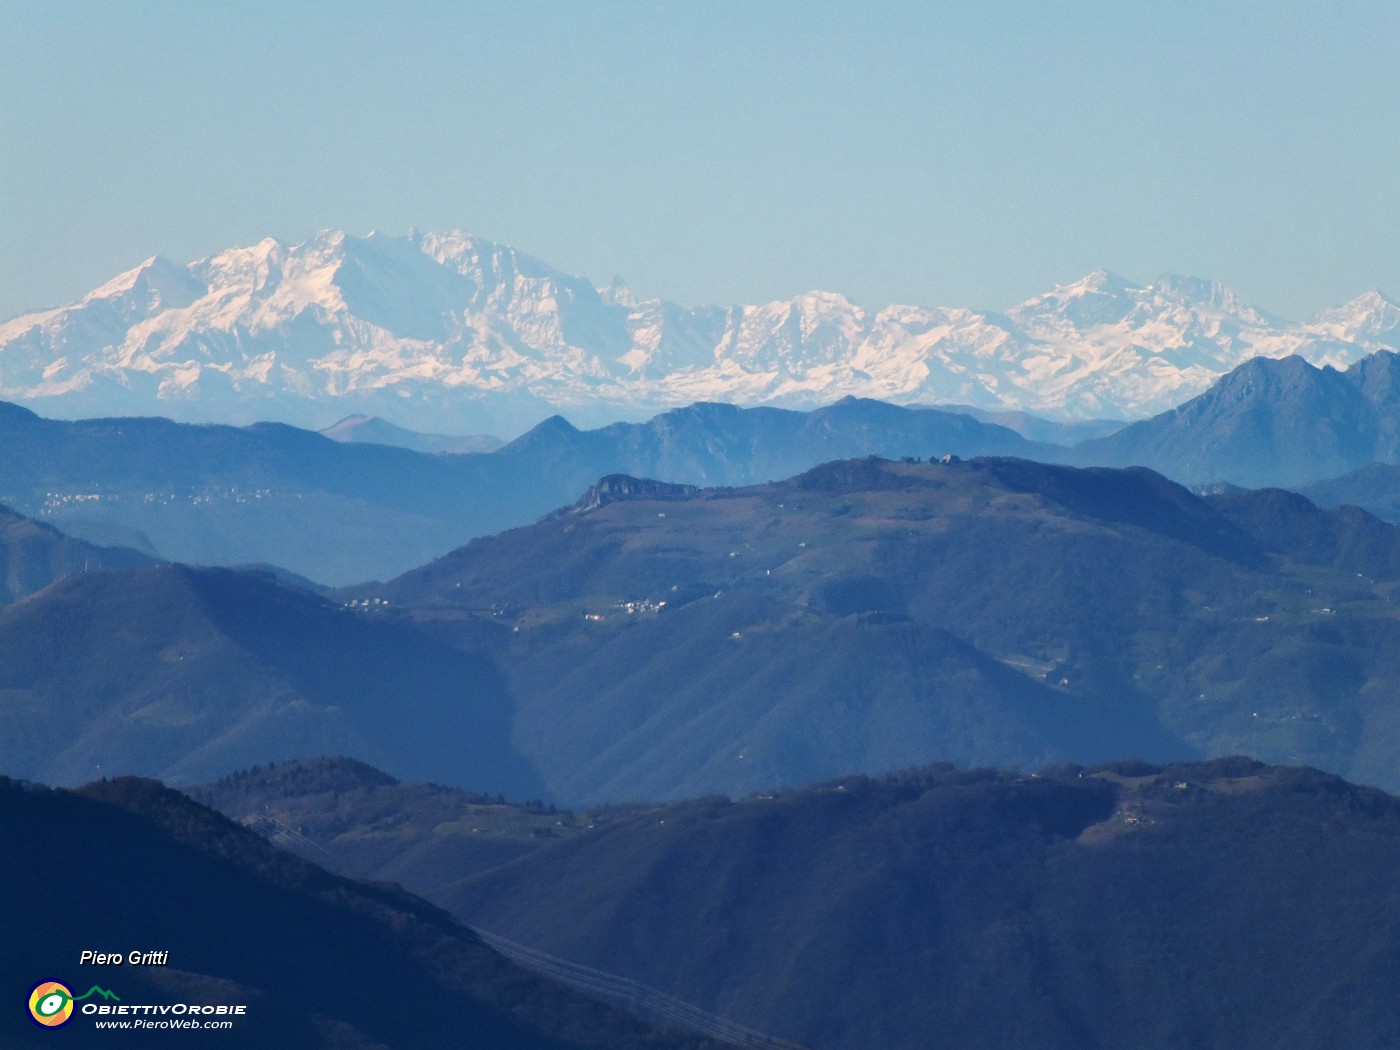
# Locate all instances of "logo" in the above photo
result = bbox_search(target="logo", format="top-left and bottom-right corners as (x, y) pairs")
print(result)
(28, 982), (73, 1028)
(27, 981), (120, 1028)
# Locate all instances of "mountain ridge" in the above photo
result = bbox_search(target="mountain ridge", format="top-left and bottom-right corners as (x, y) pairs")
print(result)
(361, 454), (1400, 802)
(17, 454), (1400, 804)
(319, 413), (503, 453)
(194, 755), (1400, 1050)
(0, 394), (1049, 583)
(1072, 349), (1400, 487)
(4, 229), (1394, 431)
(0, 772), (717, 1050)
(445, 757), (1400, 1050)
(0, 502), (158, 605)
(0, 563), (544, 793)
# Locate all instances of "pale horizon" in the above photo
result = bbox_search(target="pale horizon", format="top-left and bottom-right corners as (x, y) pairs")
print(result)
(3, 1), (1396, 323)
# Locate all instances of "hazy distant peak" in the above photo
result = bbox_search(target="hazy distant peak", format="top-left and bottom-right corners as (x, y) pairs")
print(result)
(1315, 289), (1400, 340)
(795, 288), (861, 309)
(326, 412), (374, 428)
(599, 274), (636, 307)
(1213, 352), (1322, 388)
(501, 413), (583, 455)
(412, 229), (565, 285)
(319, 412), (503, 454)
(1008, 268), (1143, 327)
(1326, 288), (1399, 310)
(1050, 268), (1139, 297)
(1152, 273), (1272, 320)
(1072, 267), (1137, 292)
(533, 413), (580, 433)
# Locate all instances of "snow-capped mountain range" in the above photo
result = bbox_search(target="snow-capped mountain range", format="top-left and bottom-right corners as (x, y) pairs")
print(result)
(3, 229), (1397, 433)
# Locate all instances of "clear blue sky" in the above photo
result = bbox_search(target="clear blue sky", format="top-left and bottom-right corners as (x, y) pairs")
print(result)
(2, 0), (1396, 322)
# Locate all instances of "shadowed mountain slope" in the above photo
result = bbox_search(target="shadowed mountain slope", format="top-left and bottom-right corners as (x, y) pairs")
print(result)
(20, 456), (1400, 807)
(0, 502), (157, 605)
(0, 565), (543, 795)
(1299, 462), (1400, 524)
(190, 757), (566, 889)
(444, 759), (1400, 1050)
(192, 757), (1400, 1050)
(1204, 486), (1400, 578)
(1071, 350), (1400, 488)
(0, 774), (717, 1050)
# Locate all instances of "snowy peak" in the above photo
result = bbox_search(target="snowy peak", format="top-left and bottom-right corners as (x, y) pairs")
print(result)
(330, 231), (475, 342)
(1314, 290), (1400, 342)
(84, 254), (207, 312)
(1008, 268), (1143, 328)
(741, 289), (862, 330)
(701, 291), (861, 372)
(1009, 269), (1272, 331)
(1, 232), (1395, 432)
(194, 236), (289, 294)
(411, 229), (575, 298)
(1150, 274), (1272, 323)
(599, 275), (637, 308)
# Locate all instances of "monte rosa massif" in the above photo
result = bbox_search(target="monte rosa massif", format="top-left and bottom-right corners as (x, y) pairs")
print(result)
(3, 229), (1398, 433)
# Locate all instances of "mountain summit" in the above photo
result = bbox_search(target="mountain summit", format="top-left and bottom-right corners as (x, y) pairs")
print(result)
(2, 230), (1394, 431)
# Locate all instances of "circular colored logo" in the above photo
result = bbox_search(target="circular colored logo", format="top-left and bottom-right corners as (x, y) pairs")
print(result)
(28, 981), (74, 1027)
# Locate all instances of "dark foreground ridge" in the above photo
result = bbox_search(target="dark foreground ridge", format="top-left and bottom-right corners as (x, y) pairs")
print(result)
(0, 774), (721, 1050)
(451, 757), (1400, 1050)
(199, 755), (1400, 1050)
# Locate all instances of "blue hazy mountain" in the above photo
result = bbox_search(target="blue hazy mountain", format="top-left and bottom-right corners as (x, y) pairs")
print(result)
(1071, 350), (1400, 488)
(0, 396), (1049, 584)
